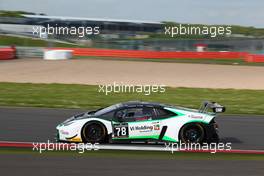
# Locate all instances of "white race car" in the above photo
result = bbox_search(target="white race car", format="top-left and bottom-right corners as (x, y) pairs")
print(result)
(56, 101), (225, 144)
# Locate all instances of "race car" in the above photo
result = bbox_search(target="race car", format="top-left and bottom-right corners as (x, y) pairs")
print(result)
(56, 101), (225, 144)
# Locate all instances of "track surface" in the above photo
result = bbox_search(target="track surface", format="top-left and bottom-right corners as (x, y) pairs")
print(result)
(0, 154), (263, 176)
(0, 107), (264, 150)
(1, 107), (263, 176)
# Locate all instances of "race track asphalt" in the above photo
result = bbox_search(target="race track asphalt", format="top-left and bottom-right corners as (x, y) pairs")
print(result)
(0, 154), (263, 176)
(0, 107), (263, 150)
(1, 107), (264, 176)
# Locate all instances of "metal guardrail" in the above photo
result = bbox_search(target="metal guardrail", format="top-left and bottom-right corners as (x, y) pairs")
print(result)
(15, 47), (44, 58)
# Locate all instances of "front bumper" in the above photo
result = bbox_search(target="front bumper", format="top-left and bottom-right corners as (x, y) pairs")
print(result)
(56, 125), (82, 143)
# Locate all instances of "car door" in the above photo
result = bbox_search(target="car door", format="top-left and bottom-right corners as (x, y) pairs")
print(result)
(112, 106), (162, 140)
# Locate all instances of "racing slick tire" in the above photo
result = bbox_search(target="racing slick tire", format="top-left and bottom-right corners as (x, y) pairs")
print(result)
(81, 122), (107, 144)
(179, 123), (205, 144)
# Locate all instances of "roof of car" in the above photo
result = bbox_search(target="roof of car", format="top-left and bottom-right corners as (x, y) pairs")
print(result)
(121, 101), (165, 107)
(119, 101), (204, 114)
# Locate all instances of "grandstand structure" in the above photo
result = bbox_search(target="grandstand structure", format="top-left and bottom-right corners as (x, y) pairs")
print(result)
(0, 15), (263, 52)
(0, 15), (163, 39)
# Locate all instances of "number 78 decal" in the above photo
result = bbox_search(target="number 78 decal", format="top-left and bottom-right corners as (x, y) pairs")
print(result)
(113, 123), (129, 138)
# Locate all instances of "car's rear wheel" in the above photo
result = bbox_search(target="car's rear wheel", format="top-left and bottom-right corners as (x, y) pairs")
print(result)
(81, 122), (107, 143)
(179, 123), (205, 143)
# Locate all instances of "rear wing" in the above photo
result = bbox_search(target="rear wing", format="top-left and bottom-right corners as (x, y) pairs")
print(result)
(199, 101), (226, 113)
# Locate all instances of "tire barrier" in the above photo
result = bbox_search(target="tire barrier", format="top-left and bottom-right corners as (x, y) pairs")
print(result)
(3, 46), (264, 62)
(50, 47), (248, 59)
(245, 54), (264, 63)
(0, 47), (16, 60)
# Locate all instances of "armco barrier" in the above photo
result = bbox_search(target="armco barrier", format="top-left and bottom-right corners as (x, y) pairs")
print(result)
(16, 47), (44, 58)
(49, 48), (248, 59)
(0, 48), (16, 60)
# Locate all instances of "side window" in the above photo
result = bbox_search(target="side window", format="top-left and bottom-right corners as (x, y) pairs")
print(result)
(100, 111), (115, 120)
(115, 107), (155, 122)
(142, 107), (156, 119)
(154, 108), (176, 119)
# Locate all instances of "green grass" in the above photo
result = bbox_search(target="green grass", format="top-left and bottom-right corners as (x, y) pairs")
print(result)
(0, 82), (263, 115)
(0, 35), (81, 47)
(75, 56), (264, 66)
(0, 148), (264, 160)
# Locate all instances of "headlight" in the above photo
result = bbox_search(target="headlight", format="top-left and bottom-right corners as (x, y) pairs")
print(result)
(59, 117), (75, 126)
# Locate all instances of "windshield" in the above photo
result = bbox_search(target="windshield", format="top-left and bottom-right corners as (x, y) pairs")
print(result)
(94, 103), (122, 116)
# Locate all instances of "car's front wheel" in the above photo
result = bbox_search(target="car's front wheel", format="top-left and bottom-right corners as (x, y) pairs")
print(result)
(179, 123), (205, 143)
(81, 122), (107, 143)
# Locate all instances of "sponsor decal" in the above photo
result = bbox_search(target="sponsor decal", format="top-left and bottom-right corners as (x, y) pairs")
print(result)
(189, 115), (203, 119)
(60, 130), (69, 135)
(130, 125), (153, 131)
(130, 123), (160, 132)
(154, 124), (160, 130)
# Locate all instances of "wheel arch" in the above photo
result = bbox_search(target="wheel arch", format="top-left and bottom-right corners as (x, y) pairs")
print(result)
(178, 121), (208, 142)
(80, 120), (109, 143)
